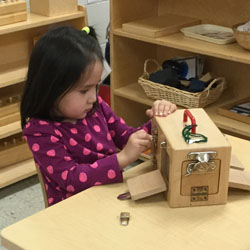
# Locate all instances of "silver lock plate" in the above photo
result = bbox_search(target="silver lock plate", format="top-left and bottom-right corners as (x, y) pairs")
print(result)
(186, 151), (217, 176)
(188, 151), (217, 161)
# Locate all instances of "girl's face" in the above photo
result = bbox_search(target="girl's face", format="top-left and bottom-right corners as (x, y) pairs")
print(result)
(57, 60), (103, 121)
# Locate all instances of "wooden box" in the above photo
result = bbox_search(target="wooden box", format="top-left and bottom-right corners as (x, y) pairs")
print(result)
(0, 1), (27, 26)
(30, 0), (78, 17)
(152, 108), (231, 207)
(122, 14), (200, 38)
(0, 1), (26, 15)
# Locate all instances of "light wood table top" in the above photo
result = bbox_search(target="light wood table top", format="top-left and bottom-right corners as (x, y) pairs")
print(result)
(1, 135), (250, 250)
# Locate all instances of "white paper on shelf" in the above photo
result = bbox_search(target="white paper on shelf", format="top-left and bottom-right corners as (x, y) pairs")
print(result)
(237, 21), (250, 33)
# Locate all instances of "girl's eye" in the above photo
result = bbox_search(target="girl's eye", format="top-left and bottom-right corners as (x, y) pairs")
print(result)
(80, 84), (98, 94)
(80, 89), (88, 94)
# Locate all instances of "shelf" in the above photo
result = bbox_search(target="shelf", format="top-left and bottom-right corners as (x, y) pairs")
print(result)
(114, 83), (153, 106)
(0, 66), (27, 88)
(206, 105), (250, 139)
(113, 28), (250, 65)
(0, 112), (20, 127)
(0, 121), (21, 139)
(0, 96), (21, 126)
(0, 158), (36, 189)
(114, 83), (250, 138)
(0, 6), (86, 35)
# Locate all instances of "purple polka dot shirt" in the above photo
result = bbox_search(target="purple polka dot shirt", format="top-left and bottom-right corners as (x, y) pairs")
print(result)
(23, 96), (151, 206)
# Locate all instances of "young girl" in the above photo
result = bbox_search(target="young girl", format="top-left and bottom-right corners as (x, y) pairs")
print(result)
(21, 26), (177, 206)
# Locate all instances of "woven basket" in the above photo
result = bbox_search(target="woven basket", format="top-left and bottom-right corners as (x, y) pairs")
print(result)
(232, 22), (250, 51)
(138, 59), (226, 108)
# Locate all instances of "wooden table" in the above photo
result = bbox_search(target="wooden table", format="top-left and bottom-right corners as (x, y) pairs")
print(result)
(1, 135), (250, 250)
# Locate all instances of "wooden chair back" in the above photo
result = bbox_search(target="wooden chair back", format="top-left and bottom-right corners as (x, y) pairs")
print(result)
(35, 165), (49, 208)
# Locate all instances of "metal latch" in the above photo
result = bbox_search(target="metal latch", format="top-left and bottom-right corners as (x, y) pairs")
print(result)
(191, 186), (209, 202)
(160, 141), (167, 148)
(151, 127), (158, 164)
(120, 212), (130, 226)
(188, 151), (217, 161)
(185, 151), (217, 176)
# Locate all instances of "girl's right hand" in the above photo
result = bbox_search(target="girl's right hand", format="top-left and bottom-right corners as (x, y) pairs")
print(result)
(117, 129), (152, 170)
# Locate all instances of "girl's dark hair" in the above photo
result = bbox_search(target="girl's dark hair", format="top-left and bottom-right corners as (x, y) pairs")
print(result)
(20, 25), (103, 128)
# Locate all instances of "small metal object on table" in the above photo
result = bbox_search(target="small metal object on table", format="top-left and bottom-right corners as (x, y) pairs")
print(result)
(120, 212), (130, 226)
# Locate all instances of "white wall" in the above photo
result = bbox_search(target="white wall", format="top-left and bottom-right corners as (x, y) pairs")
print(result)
(79, 0), (110, 53)
(25, 0), (110, 54)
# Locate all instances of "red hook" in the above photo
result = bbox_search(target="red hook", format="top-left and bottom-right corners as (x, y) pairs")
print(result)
(183, 109), (196, 133)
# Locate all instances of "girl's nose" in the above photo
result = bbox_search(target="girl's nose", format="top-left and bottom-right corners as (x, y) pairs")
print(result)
(88, 89), (97, 103)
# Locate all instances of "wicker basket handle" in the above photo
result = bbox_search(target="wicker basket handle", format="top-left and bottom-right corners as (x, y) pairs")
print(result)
(143, 59), (162, 76)
(203, 77), (225, 98)
(205, 77), (225, 90)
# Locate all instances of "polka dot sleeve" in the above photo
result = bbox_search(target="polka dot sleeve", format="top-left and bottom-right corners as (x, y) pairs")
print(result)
(98, 96), (152, 149)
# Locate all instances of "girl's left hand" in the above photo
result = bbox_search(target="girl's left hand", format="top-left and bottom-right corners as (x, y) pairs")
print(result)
(146, 100), (177, 119)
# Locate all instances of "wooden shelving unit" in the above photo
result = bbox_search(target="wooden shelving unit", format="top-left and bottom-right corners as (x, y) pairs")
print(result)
(0, 5), (87, 188)
(110, 0), (250, 140)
